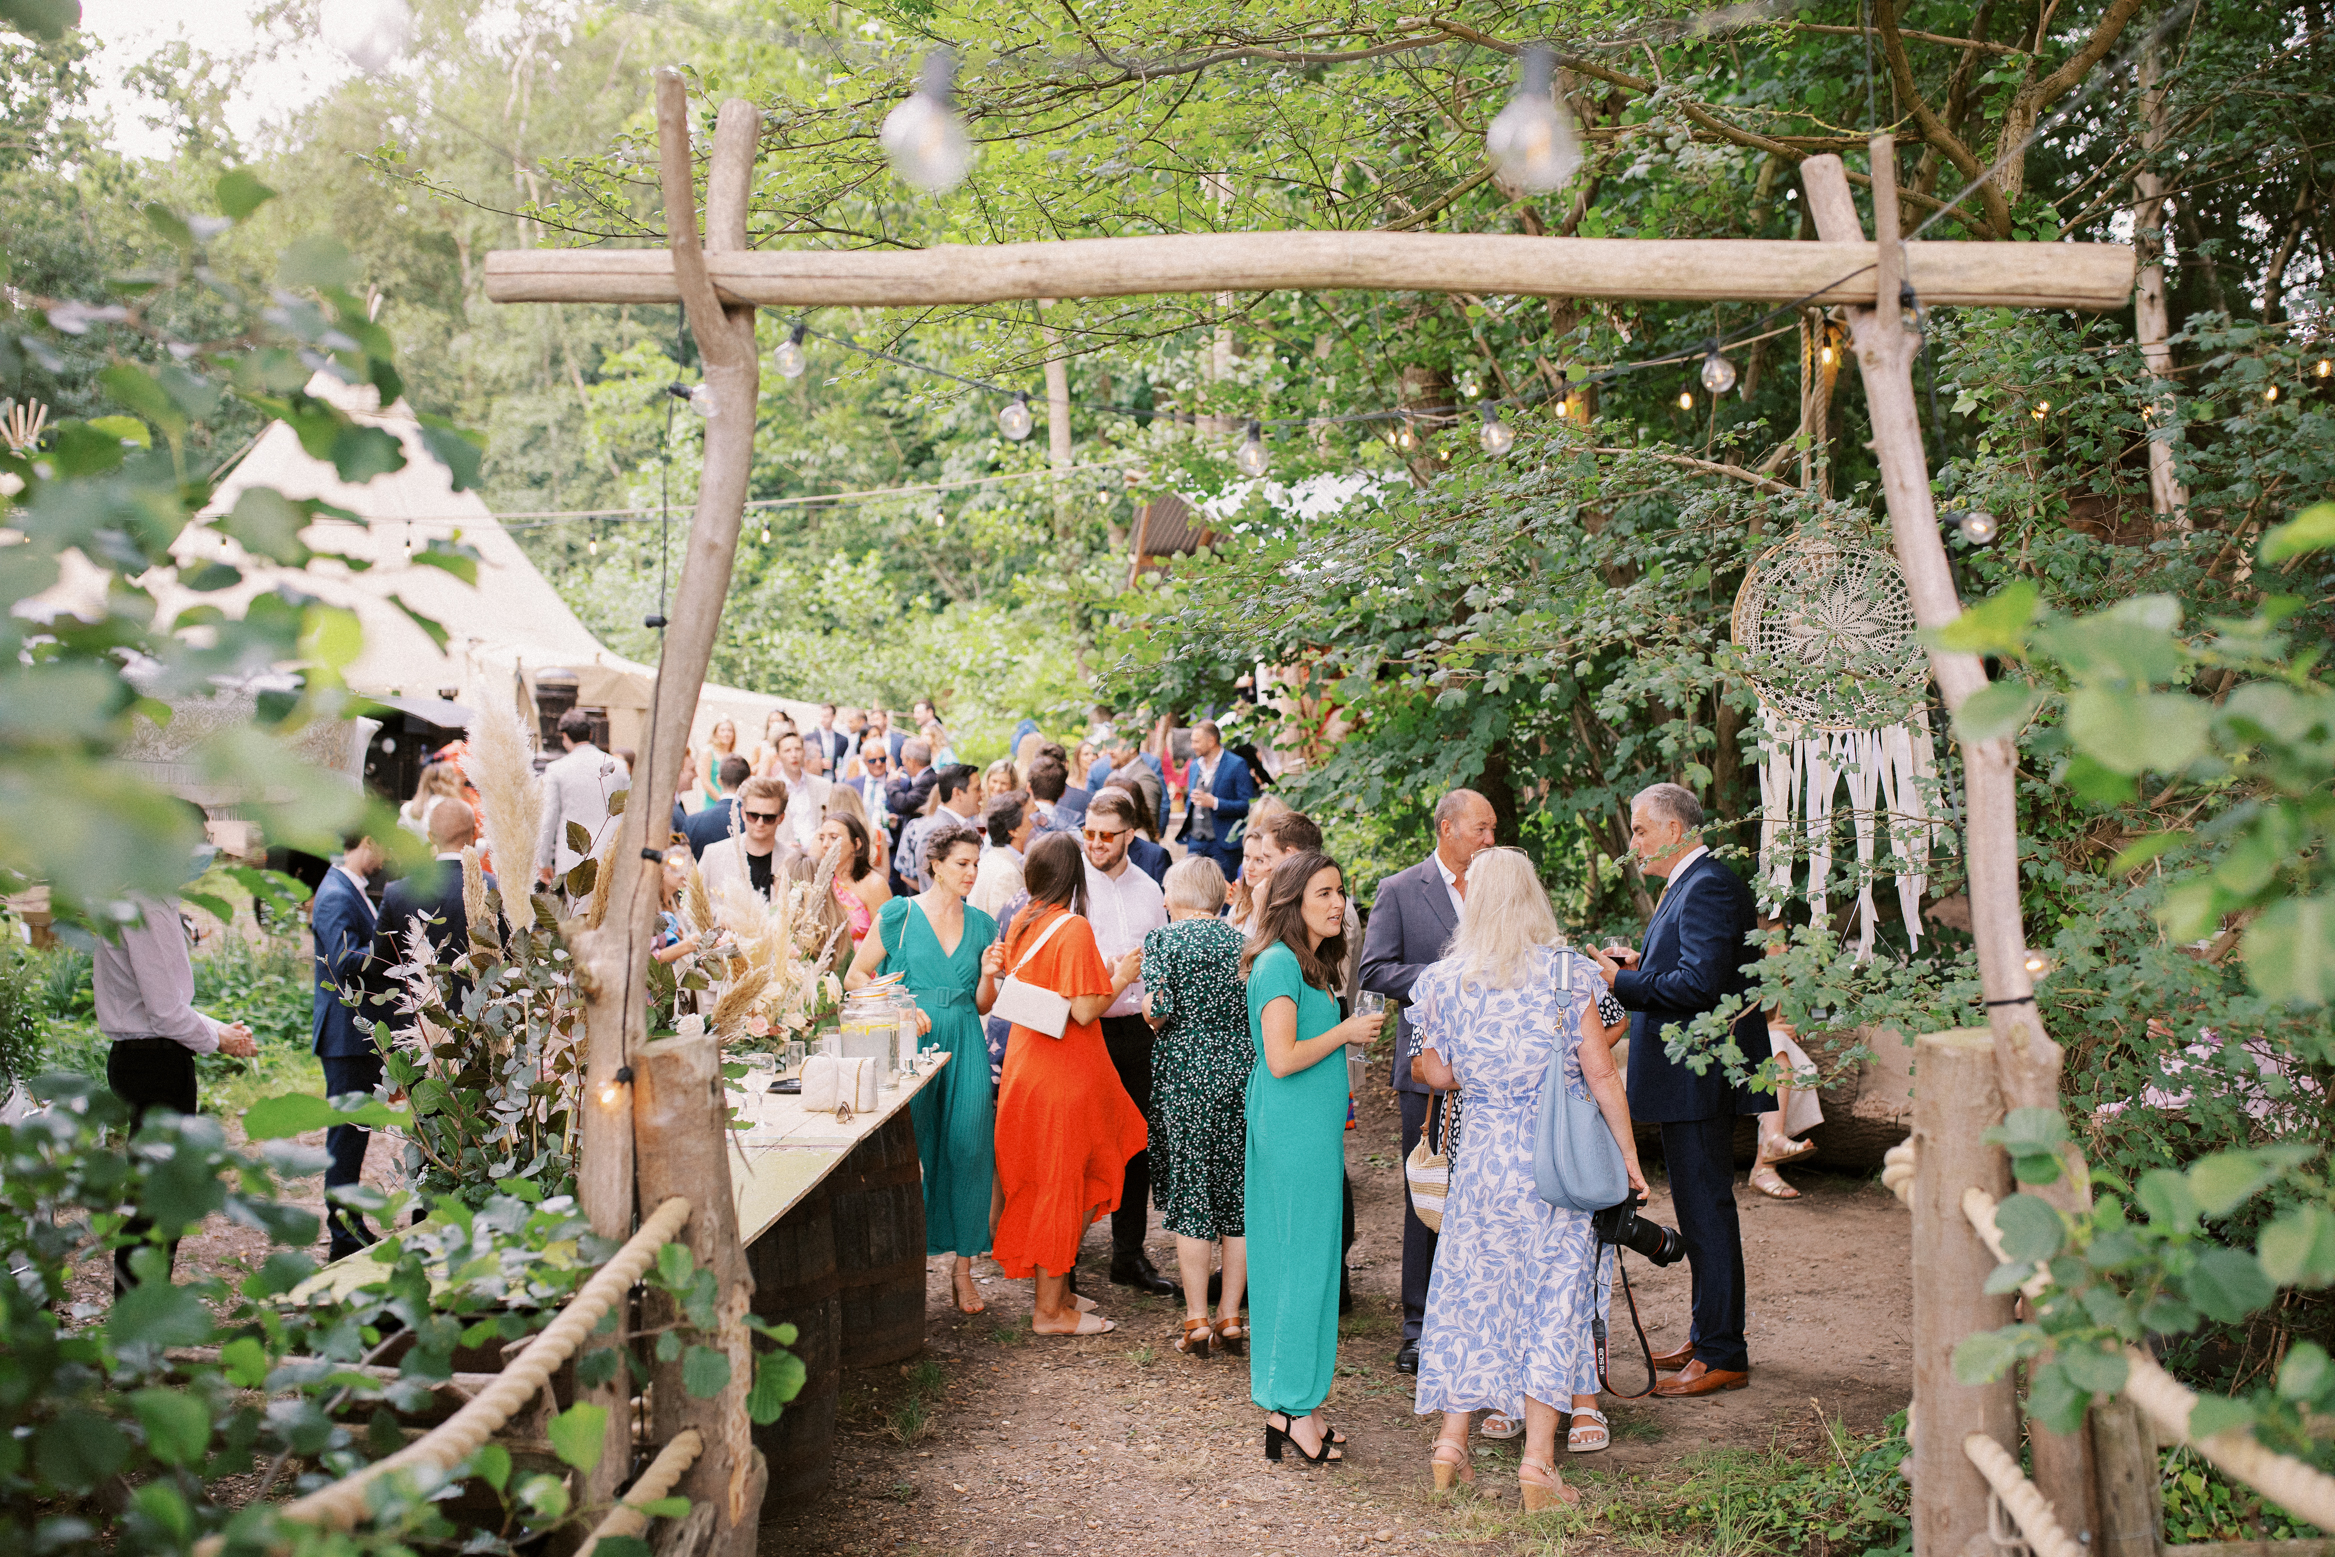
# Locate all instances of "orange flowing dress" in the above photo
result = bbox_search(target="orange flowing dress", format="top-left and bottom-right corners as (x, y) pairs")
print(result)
(990, 906), (1149, 1279)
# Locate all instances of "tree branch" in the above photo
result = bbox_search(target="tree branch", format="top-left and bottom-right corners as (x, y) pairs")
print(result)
(1784, 21), (2029, 57)
(1877, 0), (2011, 237)
(2024, 0), (2149, 111)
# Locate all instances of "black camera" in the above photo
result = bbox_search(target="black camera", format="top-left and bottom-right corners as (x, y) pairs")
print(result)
(1592, 1193), (1685, 1266)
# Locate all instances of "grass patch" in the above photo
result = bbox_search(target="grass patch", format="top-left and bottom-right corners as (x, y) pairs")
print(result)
(1585, 1412), (1911, 1557)
(2161, 1444), (2325, 1544)
(884, 1358), (950, 1446)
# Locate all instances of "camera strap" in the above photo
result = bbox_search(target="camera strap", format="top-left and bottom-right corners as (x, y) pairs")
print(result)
(1591, 1242), (1662, 1400)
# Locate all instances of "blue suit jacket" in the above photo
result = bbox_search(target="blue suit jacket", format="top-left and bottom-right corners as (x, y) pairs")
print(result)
(310, 869), (377, 1058)
(1174, 752), (1254, 847)
(681, 798), (738, 859)
(1611, 852), (1771, 1123)
(1357, 853), (1459, 1099)
(1128, 835), (1171, 888)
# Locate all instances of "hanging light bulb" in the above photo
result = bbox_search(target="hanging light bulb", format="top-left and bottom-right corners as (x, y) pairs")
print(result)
(1699, 341), (1738, 396)
(761, 525), (772, 545)
(1394, 415), (1418, 452)
(2263, 385), (2279, 403)
(997, 391), (1034, 442)
(2032, 399), (2051, 420)
(1478, 403), (1515, 458)
(1677, 389), (1695, 411)
(773, 322), (808, 380)
(1819, 341), (1837, 367)
(1943, 508), (1999, 545)
(320, 0), (413, 73)
(1484, 47), (1581, 193)
(1234, 420), (1270, 477)
(587, 534), (598, 557)
(2021, 949), (2056, 977)
(2316, 358), (2332, 379)
(688, 382), (718, 419)
(597, 1064), (635, 1108)
(880, 51), (975, 194)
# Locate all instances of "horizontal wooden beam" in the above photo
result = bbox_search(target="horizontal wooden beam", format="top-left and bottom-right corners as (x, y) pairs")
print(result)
(484, 231), (2134, 312)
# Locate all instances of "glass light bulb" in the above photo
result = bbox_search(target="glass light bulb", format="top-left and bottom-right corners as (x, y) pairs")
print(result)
(1484, 47), (1581, 194)
(688, 383), (717, 419)
(1478, 407), (1514, 458)
(761, 526), (772, 544)
(2317, 358), (2331, 378)
(1700, 349), (1737, 396)
(321, 0), (413, 73)
(1234, 424), (1270, 478)
(2264, 385), (2279, 402)
(587, 537), (598, 557)
(997, 394), (1033, 441)
(773, 333), (808, 380)
(880, 52), (975, 194)
(1960, 509), (1999, 545)
(1677, 390), (1695, 411)
(1819, 344), (1836, 366)
(2032, 400), (2051, 419)
(2022, 948), (2056, 976)
(1395, 420), (1417, 451)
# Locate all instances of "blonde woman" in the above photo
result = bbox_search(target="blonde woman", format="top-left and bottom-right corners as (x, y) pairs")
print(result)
(399, 762), (464, 841)
(698, 718), (739, 812)
(1012, 730), (1046, 789)
(1226, 795), (1292, 930)
(823, 787), (892, 902)
(1408, 848), (1640, 1509)
(751, 710), (796, 777)
(983, 758), (1019, 800)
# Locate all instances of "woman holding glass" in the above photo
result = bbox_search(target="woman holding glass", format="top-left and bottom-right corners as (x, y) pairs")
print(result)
(1243, 851), (1384, 1464)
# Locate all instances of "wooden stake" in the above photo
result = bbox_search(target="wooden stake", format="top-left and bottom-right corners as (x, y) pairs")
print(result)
(1040, 298), (1073, 541)
(1910, 1029), (2019, 1557)
(2091, 1394), (2166, 1557)
(2133, 35), (2189, 527)
(633, 1035), (762, 1557)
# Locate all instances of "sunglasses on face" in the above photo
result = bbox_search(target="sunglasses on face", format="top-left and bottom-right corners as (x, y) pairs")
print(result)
(743, 810), (783, 824)
(1082, 827), (1131, 844)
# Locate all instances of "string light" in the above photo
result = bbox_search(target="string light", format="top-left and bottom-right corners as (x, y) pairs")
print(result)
(1485, 47), (1581, 193)
(1676, 389), (1695, 411)
(880, 51), (975, 194)
(597, 1064), (635, 1108)
(773, 322), (808, 379)
(587, 534), (598, 557)
(320, 0), (412, 73)
(1942, 508), (1999, 545)
(1698, 342), (1737, 396)
(2022, 949), (2056, 977)
(997, 391), (1034, 441)
(1819, 342), (1837, 367)
(1234, 420), (1270, 477)
(761, 525), (772, 544)
(688, 383), (718, 418)
(2263, 385), (2279, 403)
(2031, 400), (2051, 420)
(2317, 359), (2332, 378)
(1393, 415), (1418, 452)
(1477, 403), (1515, 457)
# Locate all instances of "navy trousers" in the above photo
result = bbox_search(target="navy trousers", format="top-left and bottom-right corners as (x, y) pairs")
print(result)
(1398, 1088), (1439, 1342)
(320, 1052), (385, 1260)
(1659, 1115), (1750, 1373)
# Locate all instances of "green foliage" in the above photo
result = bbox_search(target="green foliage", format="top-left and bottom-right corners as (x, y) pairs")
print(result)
(1595, 1411), (1911, 1556)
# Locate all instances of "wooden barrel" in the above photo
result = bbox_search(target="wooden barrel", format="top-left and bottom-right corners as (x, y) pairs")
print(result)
(829, 1109), (928, 1367)
(749, 1183), (840, 1510)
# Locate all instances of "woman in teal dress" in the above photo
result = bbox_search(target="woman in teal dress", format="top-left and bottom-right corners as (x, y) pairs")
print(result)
(1243, 850), (1386, 1465)
(846, 820), (999, 1315)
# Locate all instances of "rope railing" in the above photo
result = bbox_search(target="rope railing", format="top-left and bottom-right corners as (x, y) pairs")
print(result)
(1963, 1432), (2088, 1557)
(193, 1195), (696, 1555)
(574, 1429), (705, 1557)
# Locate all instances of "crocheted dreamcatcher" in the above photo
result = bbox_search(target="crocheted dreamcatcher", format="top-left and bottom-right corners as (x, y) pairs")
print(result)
(1732, 533), (1944, 958)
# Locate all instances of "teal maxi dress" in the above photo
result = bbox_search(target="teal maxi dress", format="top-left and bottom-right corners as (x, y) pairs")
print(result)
(876, 896), (999, 1258)
(1244, 939), (1348, 1417)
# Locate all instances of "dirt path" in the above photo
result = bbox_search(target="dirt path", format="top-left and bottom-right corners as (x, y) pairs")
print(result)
(758, 1080), (1911, 1557)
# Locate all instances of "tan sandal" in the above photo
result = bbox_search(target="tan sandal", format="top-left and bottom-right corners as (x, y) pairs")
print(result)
(1759, 1136), (1817, 1166)
(1210, 1314), (1247, 1356)
(1430, 1439), (1475, 1490)
(1519, 1456), (1580, 1511)
(1748, 1163), (1802, 1200)
(1175, 1317), (1214, 1357)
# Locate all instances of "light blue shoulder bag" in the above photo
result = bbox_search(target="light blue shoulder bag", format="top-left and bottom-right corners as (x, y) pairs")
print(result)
(1532, 948), (1630, 1212)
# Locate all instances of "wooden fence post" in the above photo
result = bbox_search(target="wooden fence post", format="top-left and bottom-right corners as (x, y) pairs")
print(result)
(1911, 1029), (2019, 1555)
(635, 1034), (763, 1557)
(2093, 1394), (2166, 1557)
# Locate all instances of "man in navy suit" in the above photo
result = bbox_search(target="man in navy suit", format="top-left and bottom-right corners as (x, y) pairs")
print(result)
(311, 830), (384, 1260)
(682, 755), (750, 858)
(1594, 782), (1771, 1397)
(369, 801), (485, 1031)
(1172, 720), (1253, 878)
(1359, 787), (1499, 1375)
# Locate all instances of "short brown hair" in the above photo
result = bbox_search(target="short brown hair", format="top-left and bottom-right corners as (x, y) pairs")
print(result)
(1262, 809), (1323, 854)
(1087, 788), (1142, 831)
(737, 775), (789, 812)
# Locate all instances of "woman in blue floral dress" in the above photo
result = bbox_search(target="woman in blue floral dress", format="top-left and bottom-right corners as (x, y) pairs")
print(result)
(1410, 848), (1642, 1511)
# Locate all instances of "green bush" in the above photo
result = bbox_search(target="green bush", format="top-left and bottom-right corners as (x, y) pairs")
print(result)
(191, 936), (311, 1047)
(0, 935), (43, 1091)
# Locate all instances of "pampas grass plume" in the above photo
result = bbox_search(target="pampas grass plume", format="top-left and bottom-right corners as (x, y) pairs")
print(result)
(464, 679), (543, 910)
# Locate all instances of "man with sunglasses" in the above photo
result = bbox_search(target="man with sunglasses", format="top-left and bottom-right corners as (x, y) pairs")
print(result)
(701, 775), (801, 902)
(1080, 788), (1178, 1297)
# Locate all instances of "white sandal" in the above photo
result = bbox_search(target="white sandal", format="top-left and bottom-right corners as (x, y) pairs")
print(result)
(1479, 1410), (1522, 1440)
(1567, 1407), (1610, 1454)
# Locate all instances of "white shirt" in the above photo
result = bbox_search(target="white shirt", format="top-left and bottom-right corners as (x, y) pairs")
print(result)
(1658, 844), (1708, 902)
(780, 768), (831, 851)
(970, 844), (1025, 920)
(94, 897), (223, 1054)
(1432, 850), (1468, 923)
(336, 863), (376, 907)
(1082, 857), (1167, 1019)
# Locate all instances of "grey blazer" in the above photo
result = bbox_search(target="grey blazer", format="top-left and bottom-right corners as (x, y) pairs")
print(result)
(1357, 854), (1460, 1098)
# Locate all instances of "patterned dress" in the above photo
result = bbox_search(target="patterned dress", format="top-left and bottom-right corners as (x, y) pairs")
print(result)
(1412, 944), (1614, 1418)
(1143, 916), (1250, 1240)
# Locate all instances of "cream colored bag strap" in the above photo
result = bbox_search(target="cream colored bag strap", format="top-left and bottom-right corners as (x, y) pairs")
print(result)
(1008, 911), (1073, 977)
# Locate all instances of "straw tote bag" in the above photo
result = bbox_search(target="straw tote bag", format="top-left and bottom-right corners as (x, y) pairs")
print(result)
(990, 912), (1075, 1039)
(1405, 1089), (1460, 1233)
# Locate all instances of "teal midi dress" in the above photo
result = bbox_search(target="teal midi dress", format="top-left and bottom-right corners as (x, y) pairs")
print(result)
(1243, 940), (1349, 1417)
(876, 896), (999, 1258)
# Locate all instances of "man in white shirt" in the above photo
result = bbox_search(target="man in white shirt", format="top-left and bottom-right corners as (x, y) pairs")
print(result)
(807, 702), (852, 778)
(535, 708), (630, 888)
(772, 730), (832, 852)
(970, 791), (1035, 918)
(101, 883), (257, 1291)
(1079, 787), (1176, 1297)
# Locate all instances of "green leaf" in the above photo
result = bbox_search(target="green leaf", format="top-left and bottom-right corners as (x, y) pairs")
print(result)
(35, 1414), (130, 1492)
(637, 1497), (692, 1519)
(2244, 895), (2335, 1005)
(1952, 1327), (2024, 1386)
(410, 538), (480, 585)
(596, 1540), (652, 1557)
(221, 488), (313, 566)
(0, 0), (82, 43)
(2062, 753), (2136, 805)
(99, 363), (187, 438)
(565, 857), (598, 898)
(2259, 502), (2335, 563)
(388, 593), (450, 651)
(2186, 1392), (2254, 1440)
(2187, 1151), (2278, 1217)
(682, 1344), (732, 1399)
(495, 1176), (544, 1203)
(2110, 831), (2188, 873)
(2186, 1247), (2275, 1323)
(220, 1336), (270, 1387)
(1993, 1193), (2065, 1261)
(417, 416), (486, 492)
(472, 1442), (512, 1493)
(132, 1480), (192, 1541)
(2065, 688), (2209, 776)
(279, 237), (359, 291)
(87, 414), (150, 448)
(109, 1278), (217, 1347)
(517, 1472), (571, 1521)
(2277, 1340), (2331, 1404)
(1928, 580), (2040, 657)
(2056, 1343), (2129, 1398)
(243, 1092), (338, 1140)
(547, 1402), (609, 1473)
(330, 423), (406, 484)
(215, 168), (277, 221)
(747, 1348), (806, 1423)
(2136, 1169), (2203, 1231)
(2025, 1357), (2090, 1436)
(1952, 679), (2043, 742)
(130, 1387), (212, 1466)
(657, 1243), (695, 1288)
(2257, 1203), (2335, 1288)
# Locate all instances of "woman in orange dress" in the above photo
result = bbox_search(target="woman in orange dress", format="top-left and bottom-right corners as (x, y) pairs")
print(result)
(982, 830), (1148, 1337)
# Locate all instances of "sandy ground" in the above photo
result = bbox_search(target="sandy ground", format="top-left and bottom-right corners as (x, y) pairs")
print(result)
(756, 1075), (1912, 1557)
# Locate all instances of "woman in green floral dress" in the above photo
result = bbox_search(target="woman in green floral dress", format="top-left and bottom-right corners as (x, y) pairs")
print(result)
(1142, 856), (1252, 1357)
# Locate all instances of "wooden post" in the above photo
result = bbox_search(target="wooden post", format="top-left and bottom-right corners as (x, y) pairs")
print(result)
(633, 1034), (762, 1557)
(1910, 1030), (2020, 1556)
(569, 72), (765, 1515)
(2132, 35), (2189, 527)
(2093, 1394), (2166, 1557)
(1040, 298), (1074, 541)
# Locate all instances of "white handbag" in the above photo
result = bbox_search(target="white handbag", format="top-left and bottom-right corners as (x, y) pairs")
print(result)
(801, 1055), (878, 1117)
(990, 913), (1075, 1039)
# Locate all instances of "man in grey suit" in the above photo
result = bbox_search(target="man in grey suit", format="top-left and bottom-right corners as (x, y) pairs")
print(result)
(535, 708), (629, 888)
(1358, 787), (1499, 1375)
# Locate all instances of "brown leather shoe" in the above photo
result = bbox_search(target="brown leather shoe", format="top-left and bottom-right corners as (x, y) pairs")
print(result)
(1652, 1359), (1749, 1397)
(1649, 1341), (1696, 1373)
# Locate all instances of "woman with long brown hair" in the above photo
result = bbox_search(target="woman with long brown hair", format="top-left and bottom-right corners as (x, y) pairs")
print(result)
(982, 830), (1148, 1336)
(1242, 851), (1384, 1465)
(698, 718), (739, 811)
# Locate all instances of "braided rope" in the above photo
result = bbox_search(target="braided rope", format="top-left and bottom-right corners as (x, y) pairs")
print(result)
(2123, 1348), (2335, 1531)
(278, 1196), (694, 1534)
(1963, 1432), (2088, 1557)
(1881, 1137), (1917, 1206)
(575, 1430), (704, 1557)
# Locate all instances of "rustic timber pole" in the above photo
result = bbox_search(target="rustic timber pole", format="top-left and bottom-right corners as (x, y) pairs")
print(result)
(1040, 299), (1074, 541)
(634, 1035), (763, 1556)
(568, 71), (765, 1516)
(2132, 35), (2189, 527)
(1908, 1031), (2019, 1556)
